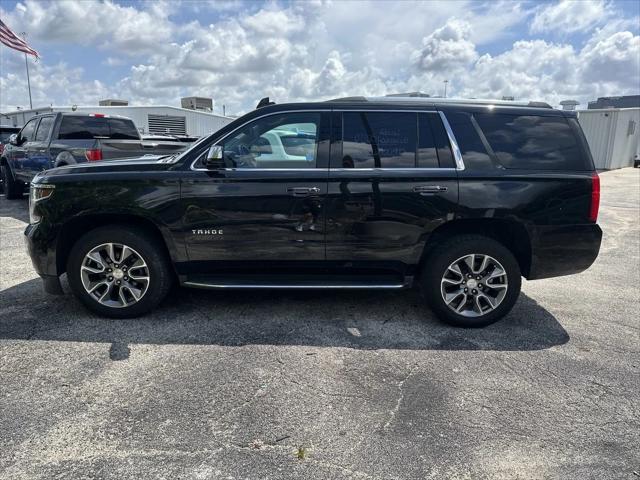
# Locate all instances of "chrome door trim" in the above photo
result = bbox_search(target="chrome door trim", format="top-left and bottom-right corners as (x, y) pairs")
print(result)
(183, 281), (407, 289)
(438, 111), (465, 171)
(328, 167), (456, 172)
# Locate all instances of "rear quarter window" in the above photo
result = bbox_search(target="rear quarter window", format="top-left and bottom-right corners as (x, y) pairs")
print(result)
(475, 113), (591, 171)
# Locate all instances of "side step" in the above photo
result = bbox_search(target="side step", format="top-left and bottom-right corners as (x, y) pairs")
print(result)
(183, 274), (412, 290)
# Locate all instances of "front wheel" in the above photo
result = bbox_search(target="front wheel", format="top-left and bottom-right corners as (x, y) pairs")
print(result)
(67, 226), (173, 318)
(420, 235), (521, 328)
(1, 164), (23, 199)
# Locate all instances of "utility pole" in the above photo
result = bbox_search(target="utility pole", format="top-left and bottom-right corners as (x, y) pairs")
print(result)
(443, 80), (449, 98)
(21, 32), (33, 109)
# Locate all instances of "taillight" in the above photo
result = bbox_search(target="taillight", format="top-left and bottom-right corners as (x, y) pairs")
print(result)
(589, 172), (600, 222)
(85, 148), (103, 162)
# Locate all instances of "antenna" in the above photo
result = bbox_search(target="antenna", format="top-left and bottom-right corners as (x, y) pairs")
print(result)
(256, 97), (275, 109)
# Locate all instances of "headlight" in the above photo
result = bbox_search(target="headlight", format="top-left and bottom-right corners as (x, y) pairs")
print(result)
(29, 183), (55, 223)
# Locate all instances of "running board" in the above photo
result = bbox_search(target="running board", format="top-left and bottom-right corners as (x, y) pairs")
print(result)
(183, 274), (411, 290)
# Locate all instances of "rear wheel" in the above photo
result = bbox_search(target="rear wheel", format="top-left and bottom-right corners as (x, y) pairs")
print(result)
(1, 164), (23, 199)
(67, 226), (173, 318)
(420, 235), (521, 327)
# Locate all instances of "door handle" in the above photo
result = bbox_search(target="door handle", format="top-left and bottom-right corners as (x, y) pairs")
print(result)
(413, 185), (448, 195)
(287, 186), (321, 197)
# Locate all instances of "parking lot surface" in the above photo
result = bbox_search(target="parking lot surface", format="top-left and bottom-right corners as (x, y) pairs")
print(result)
(0, 168), (638, 479)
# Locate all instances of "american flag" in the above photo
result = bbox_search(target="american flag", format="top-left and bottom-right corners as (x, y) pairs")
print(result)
(0, 18), (39, 58)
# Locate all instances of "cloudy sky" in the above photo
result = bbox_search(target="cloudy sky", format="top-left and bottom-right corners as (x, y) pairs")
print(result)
(0, 0), (638, 115)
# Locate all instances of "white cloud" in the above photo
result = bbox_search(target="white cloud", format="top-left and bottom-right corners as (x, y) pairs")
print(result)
(412, 18), (478, 72)
(530, 0), (612, 34)
(3, 0), (175, 55)
(0, 60), (111, 111)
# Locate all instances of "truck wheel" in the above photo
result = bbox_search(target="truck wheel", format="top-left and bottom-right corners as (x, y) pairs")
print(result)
(66, 225), (173, 318)
(419, 235), (521, 328)
(1, 164), (23, 199)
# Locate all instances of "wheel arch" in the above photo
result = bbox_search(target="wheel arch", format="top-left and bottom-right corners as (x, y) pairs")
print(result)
(54, 151), (77, 167)
(56, 213), (180, 277)
(419, 218), (532, 279)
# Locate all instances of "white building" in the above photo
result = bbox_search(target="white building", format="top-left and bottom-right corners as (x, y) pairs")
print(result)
(0, 104), (234, 138)
(577, 108), (640, 170)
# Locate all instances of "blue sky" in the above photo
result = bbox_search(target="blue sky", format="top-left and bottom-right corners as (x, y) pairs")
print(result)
(0, 0), (639, 114)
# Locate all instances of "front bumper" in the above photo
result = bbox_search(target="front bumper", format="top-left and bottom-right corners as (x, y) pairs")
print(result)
(527, 223), (603, 280)
(24, 223), (64, 295)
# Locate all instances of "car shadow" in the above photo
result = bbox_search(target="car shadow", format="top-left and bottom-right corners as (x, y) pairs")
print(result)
(0, 277), (569, 358)
(0, 194), (29, 223)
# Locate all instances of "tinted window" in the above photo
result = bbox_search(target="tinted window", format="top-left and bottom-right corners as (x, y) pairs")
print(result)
(34, 116), (54, 141)
(213, 112), (321, 169)
(342, 112), (416, 168)
(108, 118), (139, 140)
(20, 118), (39, 142)
(431, 114), (455, 168)
(58, 116), (109, 139)
(417, 113), (438, 168)
(446, 111), (493, 169)
(475, 113), (588, 170)
(417, 113), (455, 168)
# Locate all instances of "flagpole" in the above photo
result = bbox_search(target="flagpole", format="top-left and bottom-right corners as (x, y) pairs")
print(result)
(21, 32), (33, 109)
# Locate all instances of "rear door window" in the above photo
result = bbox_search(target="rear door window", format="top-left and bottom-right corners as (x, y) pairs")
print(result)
(108, 118), (139, 139)
(445, 111), (493, 169)
(475, 113), (589, 170)
(418, 113), (455, 168)
(341, 112), (417, 168)
(58, 116), (109, 139)
(34, 116), (54, 142)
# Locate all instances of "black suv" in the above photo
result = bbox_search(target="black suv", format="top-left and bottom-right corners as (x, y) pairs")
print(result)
(25, 97), (602, 327)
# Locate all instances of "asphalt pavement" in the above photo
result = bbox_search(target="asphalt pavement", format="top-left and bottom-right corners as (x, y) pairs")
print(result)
(0, 168), (638, 479)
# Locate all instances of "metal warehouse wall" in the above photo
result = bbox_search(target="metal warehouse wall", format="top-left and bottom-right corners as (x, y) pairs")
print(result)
(578, 108), (640, 169)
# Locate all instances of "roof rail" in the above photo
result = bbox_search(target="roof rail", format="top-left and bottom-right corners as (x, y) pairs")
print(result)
(325, 96), (368, 102)
(364, 96), (553, 108)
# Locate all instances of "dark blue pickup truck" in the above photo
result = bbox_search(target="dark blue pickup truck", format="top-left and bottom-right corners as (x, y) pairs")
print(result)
(0, 112), (186, 199)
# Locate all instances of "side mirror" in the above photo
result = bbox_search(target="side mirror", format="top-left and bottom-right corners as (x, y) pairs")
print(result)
(9, 134), (18, 146)
(205, 145), (224, 169)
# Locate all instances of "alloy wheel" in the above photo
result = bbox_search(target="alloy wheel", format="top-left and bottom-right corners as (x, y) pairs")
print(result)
(440, 253), (508, 318)
(80, 243), (150, 308)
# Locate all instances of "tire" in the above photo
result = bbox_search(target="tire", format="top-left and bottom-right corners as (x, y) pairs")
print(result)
(1, 163), (23, 199)
(66, 225), (173, 318)
(419, 235), (521, 328)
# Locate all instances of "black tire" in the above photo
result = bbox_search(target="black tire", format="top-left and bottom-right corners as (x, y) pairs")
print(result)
(1, 163), (23, 199)
(67, 225), (173, 318)
(419, 235), (521, 328)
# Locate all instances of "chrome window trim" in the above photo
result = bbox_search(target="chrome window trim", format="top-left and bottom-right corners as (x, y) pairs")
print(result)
(328, 167), (456, 172)
(187, 167), (457, 173)
(438, 111), (465, 171)
(190, 108), (463, 171)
